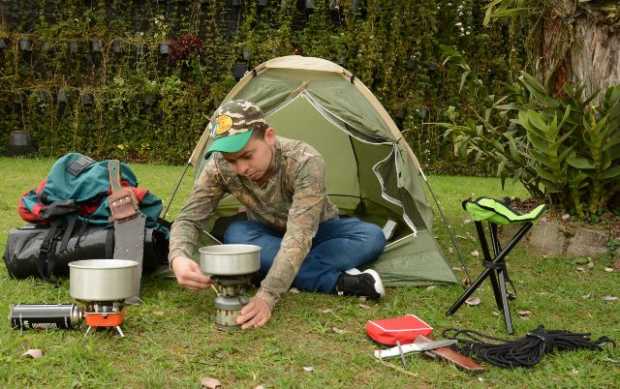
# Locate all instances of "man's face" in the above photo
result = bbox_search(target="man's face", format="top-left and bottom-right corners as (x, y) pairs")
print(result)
(222, 128), (276, 182)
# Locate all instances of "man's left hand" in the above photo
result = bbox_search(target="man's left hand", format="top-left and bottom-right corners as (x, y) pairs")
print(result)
(236, 296), (272, 329)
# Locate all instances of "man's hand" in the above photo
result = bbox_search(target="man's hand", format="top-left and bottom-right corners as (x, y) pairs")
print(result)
(236, 295), (272, 329)
(171, 256), (212, 290)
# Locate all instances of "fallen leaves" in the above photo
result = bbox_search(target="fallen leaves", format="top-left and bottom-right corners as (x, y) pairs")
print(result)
(22, 349), (43, 359)
(303, 366), (314, 373)
(602, 295), (618, 302)
(574, 257), (594, 272)
(200, 377), (221, 389)
(465, 297), (481, 306)
(517, 310), (532, 318)
(331, 327), (348, 335)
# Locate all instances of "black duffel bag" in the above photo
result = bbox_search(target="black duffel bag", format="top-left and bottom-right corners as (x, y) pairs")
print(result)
(3, 220), (168, 280)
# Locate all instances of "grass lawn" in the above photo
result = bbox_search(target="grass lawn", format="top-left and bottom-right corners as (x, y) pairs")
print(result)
(0, 157), (618, 388)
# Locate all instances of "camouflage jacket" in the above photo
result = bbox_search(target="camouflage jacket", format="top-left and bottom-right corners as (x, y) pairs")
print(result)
(169, 136), (339, 308)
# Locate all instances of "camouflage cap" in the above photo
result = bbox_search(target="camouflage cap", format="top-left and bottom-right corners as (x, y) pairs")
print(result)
(206, 100), (268, 157)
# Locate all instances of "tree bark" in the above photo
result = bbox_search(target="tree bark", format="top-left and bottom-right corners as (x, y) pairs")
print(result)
(570, 13), (620, 98)
(540, 0), (620, 99)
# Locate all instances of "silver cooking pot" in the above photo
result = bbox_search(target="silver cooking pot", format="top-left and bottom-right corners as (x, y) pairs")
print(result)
(69, 260), (139, 301)
(199, 244), (261, 276)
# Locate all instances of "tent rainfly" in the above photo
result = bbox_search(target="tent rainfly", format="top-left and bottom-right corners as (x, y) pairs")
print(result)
(189, 55), (457, 286)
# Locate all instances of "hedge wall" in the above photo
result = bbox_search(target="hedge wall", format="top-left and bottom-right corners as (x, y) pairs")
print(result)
(0, 0), (523, 170)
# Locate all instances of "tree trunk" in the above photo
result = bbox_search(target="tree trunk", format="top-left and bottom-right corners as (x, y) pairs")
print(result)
(540, 0), (620, 99)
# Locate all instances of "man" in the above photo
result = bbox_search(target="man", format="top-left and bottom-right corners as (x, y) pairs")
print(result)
(169, 99), (386, 329)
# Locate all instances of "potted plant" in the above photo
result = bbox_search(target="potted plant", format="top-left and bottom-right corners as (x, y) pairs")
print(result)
(19, 37), (32, 51)
(232, 62), (248, 81)
(242, 47), (251, 61)
(112, 39), (123, 53)
(159, 41), (170, 55)
(135, 43), (145, 57)
(80, 92), (94, 106)
(57, 88), (68, 104)
(8, 130), (36, 156)
(69, 40), (79, 54)
(91, 39), (103, 52)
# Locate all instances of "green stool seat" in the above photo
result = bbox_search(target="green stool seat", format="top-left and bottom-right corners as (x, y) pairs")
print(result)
(447, 197), (546, 334)
(463, 197), (547, 225)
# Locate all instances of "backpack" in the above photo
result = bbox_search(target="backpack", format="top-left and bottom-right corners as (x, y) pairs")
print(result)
(3, 153), (169, 280)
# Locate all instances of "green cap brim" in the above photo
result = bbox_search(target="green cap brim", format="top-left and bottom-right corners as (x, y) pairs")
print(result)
(206, 129), (253, 158)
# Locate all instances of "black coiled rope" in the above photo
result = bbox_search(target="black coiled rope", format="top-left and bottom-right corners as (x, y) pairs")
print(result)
(442, 326), (614, 368)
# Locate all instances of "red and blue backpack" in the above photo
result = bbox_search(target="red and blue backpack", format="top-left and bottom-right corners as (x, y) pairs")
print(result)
(4, 153), (169, 280)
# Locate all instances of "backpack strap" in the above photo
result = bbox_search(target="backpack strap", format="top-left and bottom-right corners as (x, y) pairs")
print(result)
(108, 160), (146, 303)
(37, 219), (65, 283)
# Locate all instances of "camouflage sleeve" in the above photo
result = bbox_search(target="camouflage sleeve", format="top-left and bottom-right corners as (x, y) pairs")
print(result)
(256, 156), (328, 308)
(168, 159), (225, 263)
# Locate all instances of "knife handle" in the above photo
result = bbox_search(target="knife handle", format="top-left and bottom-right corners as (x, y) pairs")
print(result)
(416, 335), (485, 373)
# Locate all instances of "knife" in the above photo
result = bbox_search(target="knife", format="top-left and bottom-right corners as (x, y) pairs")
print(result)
(374, 339), (457, 360)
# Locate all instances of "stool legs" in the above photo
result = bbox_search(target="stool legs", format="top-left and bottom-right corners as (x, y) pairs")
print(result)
(490, 224), (513, 333)
(447, 221), (533, 334)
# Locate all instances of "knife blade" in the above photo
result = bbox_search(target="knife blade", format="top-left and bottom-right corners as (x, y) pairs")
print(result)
(374, 339), (457, 360)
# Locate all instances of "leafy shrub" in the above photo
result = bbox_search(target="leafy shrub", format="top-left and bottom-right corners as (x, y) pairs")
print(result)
(442, 70), (620, 221)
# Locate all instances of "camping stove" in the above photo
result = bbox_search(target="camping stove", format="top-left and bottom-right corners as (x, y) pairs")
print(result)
(199, 244), (261, 330)
(9, 259), (138, 337)
(211, 275), (253, 329)
(81, 300), (126, 336)
(10, 300), (127, 337)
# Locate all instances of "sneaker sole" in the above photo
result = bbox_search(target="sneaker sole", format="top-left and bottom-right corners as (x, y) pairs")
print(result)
(363, 269), (385, 298)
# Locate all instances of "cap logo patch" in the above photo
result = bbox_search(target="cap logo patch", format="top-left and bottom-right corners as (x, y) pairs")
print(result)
(215, 115), (233, 135)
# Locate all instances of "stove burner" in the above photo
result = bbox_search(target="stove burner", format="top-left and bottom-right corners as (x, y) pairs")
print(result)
(82, 301), (126, 337)
(211, 275), (254, 330)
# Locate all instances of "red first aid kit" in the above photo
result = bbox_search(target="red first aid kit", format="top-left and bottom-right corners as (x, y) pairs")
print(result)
(366, 314), (433, 346)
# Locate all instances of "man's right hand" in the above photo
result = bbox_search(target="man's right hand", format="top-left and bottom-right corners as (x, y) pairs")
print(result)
(170, 256), (212, 290)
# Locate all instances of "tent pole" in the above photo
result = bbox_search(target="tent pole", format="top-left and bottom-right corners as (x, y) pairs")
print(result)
(162, 160), (192, 220)
(164, 122), (215, 220)
(422, 173), (472, 286)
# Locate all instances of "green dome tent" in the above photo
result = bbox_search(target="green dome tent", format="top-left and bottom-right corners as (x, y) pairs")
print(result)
(188, 55), (457, 286)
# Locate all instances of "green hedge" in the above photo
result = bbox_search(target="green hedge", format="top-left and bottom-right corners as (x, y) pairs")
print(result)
(0, 0), (522, 170)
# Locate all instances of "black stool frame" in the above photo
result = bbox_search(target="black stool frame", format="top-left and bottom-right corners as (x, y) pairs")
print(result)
(446, 220), (533, 334)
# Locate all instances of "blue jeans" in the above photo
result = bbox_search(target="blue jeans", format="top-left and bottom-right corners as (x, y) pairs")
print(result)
(223, 217), (385, 293)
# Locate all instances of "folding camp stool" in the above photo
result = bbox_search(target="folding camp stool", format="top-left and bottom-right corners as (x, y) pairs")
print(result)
(446, 197), (546, 334)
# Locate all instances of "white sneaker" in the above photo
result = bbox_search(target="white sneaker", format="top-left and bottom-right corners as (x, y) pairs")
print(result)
(337, 268), (385, 299)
